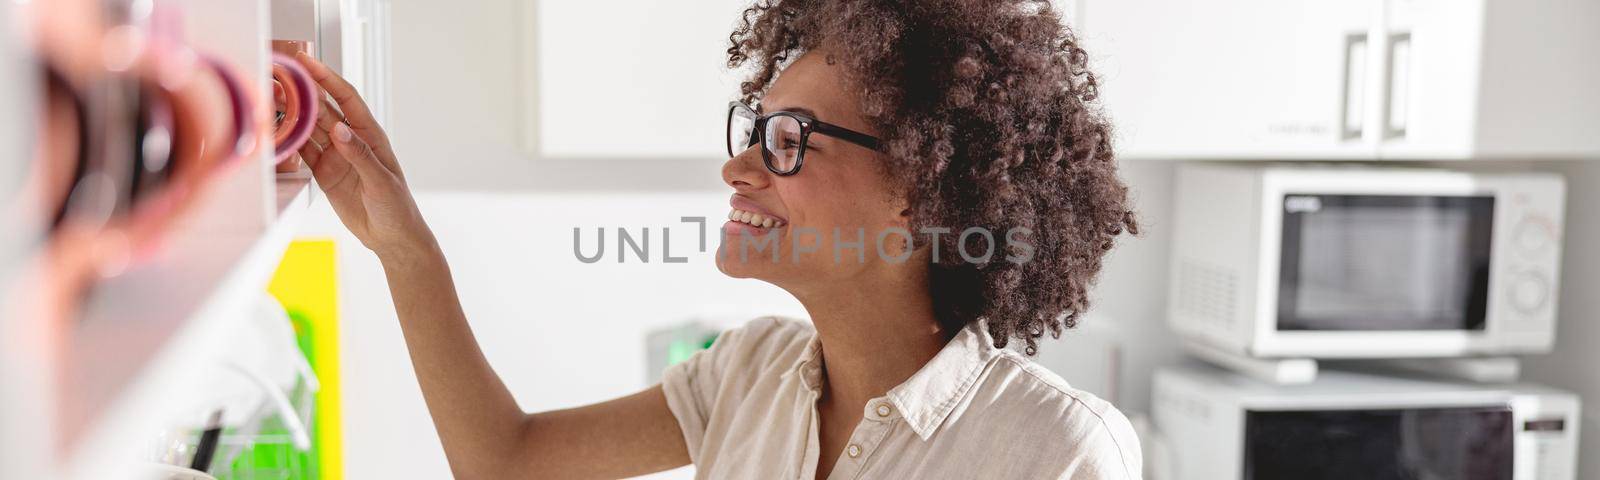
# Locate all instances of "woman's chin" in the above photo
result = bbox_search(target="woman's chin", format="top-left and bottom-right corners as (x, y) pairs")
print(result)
(714, 245), (756, 279)
(714, 243), (787, 280)
(717, 223), (785, 274)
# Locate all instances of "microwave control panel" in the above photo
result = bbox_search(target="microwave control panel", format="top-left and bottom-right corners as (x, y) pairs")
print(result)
(1496, 181), (1565, 336)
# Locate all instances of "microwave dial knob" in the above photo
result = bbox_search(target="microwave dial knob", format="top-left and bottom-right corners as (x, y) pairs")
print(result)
(1513, 217), (1555, 255)
(1508, 271), (1552, 314)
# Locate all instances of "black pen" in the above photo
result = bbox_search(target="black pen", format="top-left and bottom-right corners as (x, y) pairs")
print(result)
(189, 410), (224, 473)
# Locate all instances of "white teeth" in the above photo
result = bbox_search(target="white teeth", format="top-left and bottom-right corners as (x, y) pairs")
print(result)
(727, 208), (785, 228)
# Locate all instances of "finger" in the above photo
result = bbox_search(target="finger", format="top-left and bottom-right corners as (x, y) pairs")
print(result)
(317, 94), (346, 125)
(307, 133), (329, 158)
(309, 100), (338, 152)
(302, 140), (347, 181)
(302, 142), (354, 192)
(322, 94), (401, 175)
(296, 52), (387, 146)
(329, 121), (391, 183)
(299, 137), (325, 168)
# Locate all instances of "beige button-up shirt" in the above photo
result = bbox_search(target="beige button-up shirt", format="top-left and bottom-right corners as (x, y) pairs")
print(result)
(662, 317), (1142, 479)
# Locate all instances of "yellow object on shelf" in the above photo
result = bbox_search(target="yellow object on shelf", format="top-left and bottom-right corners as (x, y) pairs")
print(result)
(267, 239), (342, 480)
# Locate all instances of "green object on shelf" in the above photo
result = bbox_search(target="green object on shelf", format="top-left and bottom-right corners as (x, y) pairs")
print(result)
(217, 417), (316, 479)
(216, 307), (320, 480)
(664, 332), (719, 367)
(646, 323), (724, 384)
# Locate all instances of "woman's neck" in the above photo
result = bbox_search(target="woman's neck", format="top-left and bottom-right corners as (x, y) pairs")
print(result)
(792, 264), (948, 408)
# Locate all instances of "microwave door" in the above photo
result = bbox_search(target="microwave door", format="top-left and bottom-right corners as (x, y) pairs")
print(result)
(1277, 194), (1496, 331)
(1244, 406), (1515, 480)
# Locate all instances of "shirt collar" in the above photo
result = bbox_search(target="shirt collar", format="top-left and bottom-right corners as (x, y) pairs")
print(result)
(786, 321), (999, 441)
(790, 334), (826, 391)
(886, 321), (998, 440)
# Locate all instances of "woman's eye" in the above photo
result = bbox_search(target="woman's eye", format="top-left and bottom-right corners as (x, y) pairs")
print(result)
(781, 137), (801, 149)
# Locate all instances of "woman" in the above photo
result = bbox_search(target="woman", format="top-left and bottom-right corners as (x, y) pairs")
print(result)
(295, 0), (1139, 478)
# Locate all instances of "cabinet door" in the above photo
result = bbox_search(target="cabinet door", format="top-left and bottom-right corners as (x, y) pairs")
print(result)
(1081, 0), (1382, 159)
(527, 0), (750, 160)
(1378, 0), (1485, 159)
(336, 0), (394, 126)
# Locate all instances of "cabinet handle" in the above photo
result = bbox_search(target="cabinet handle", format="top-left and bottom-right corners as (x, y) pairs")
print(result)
(1340, 32), (1369, 142)
(1383, 32), (1411, 140)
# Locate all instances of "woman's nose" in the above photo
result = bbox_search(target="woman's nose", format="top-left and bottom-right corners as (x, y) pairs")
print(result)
(721, 144), (770, 191)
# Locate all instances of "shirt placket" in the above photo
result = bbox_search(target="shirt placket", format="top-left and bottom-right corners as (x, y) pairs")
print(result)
(825, 399), (902, 480)
(796, 388), (822, 480)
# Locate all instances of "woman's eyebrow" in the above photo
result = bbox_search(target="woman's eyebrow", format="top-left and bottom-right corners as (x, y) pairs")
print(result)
(783, 106), (819, 118)
(758, 104), (821, 119)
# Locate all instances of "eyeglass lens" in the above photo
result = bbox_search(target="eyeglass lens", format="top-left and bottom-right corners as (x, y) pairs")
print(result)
(728, 107), (755, 158)
(728, 104), (810, 174)
(764, 115), (802, 173)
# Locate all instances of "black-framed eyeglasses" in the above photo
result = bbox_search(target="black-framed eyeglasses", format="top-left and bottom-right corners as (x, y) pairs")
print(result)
(726, 101), (882, 176)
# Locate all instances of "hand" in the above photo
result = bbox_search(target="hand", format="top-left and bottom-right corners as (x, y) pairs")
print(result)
(294, 51), (437, 262)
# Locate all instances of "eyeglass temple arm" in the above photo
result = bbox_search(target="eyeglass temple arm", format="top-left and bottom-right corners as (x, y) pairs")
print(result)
(811, 122), (883, 152)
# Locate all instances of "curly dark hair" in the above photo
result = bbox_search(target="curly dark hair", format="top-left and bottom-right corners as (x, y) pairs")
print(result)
(728, 0), (1137, 354)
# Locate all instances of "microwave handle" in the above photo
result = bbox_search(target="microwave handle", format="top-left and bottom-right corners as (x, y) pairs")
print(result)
(1382, 31), (1412, 141)
(1340, 32), (1370, 142)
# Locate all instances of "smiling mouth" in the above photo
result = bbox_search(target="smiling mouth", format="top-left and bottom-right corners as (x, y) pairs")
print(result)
(727, 208), (787, 229)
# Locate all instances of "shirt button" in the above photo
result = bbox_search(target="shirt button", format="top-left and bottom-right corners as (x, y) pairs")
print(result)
(875, 404), (892, 417)
(847, 444), (862, 458)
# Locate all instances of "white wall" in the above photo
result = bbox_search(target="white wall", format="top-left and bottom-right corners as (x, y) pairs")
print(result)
(305, 160), (1175, 478)
(305, 162), (1178, 479)
(304, 192), (810, 479)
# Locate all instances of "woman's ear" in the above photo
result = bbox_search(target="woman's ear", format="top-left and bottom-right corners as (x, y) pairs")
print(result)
(883, 188), (914, 230)
(892, 197), (914, 229)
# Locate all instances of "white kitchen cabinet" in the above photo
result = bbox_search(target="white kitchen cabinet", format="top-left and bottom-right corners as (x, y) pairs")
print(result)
(1079, 0), (1600, 160)
(1381, 0), (1600, 159)
(521, 0), (751, 160)
(327, 0), (394, 125)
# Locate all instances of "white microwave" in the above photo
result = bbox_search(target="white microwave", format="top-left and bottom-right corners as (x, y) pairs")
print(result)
(1169, 164), (1565, 359)
(1153, 364), (1581, 480)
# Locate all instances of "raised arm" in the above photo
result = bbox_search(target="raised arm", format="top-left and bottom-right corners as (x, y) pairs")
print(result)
(292, 52), (690, 480)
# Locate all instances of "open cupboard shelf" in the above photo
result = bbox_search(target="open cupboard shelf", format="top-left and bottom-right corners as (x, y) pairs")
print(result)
(64, 173), (316, 480)
(0, 0), (384, 477)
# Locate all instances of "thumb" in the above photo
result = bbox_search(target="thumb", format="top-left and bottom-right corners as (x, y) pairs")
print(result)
(330, 121), (392, 181)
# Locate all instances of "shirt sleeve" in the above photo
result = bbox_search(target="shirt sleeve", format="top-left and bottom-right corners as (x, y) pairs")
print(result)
(1059, 404), (1144, 480)
(659, 334), (727, 462)
(658, 317), (798, 465)
(1061, 438), (1143, 480)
